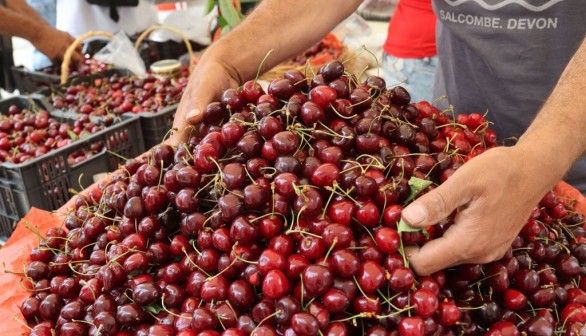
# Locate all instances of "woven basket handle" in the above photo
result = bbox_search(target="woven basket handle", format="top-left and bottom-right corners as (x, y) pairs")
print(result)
(133, 25), (195, 73)
(61, 31), (115, 84)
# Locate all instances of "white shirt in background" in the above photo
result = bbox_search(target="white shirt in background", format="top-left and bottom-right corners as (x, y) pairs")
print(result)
(56, 0), (159, 38)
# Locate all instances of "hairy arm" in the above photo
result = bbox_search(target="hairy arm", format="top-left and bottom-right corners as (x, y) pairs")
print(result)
(170, 0), (362, 144)
(0, 4), (48, 42)
(5, 0), (49, 25)
(404, 38), (586, 275)
(516, 38), (586, 182)
(208, 0), (363, 84)
(0, 0), (81, 64)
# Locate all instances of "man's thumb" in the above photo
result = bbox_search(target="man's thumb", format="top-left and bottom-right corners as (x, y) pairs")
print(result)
(401, 183), (469, 228)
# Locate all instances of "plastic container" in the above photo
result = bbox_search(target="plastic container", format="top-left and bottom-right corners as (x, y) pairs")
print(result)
(134, 104), (177, 149)
(37, 68), (132, 111)
(132, 35), (203, 68)
(39, 68), (178, 150)
(11, 40), (111, 94)
(0, 96), (144, 238)
(11, 66), (61, 94)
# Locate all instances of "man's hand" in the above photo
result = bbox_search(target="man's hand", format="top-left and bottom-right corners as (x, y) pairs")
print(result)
(167, 59), (240, 146)
(402, 146), (552, 275)
(402, 38), (586, 276)
(32, 27), (82, 65)
(165, 0), (361, 146)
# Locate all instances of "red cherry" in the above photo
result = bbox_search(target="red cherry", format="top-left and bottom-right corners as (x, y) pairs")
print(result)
(486, 321), (520, 336)
(328, 200), (356, 226)
(438, 301), (460, 326)
(263, 269), (290, 299)
(374, 228), (400, 254)
(399, 316), (425, 336)
(411, 289), (439, 318)
(356, 200), (381, 227)
(504, 289), (527, 310)
(309, 85), (337, 110)
(356, 261), (386, 294)
(311, 163), (340, 187)
(562, 303), (586, 323)
(389, 267), (415, 292)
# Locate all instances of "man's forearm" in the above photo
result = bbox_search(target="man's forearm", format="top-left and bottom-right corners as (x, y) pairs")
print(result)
(5, 0), (48, 24)
(516, 38), (586, 185)
(0, 6), (47, 42)
(205, 0), (362, 84)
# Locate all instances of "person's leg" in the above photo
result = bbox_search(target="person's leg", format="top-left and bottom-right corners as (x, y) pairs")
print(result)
(382, 53), (437, 103)
(408, 56), (437, 103)
(382, 52), (409, 88)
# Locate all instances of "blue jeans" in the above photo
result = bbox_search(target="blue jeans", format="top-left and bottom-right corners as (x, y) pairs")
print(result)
(27, 0), (57, 70)
(382, 53), (438, 103)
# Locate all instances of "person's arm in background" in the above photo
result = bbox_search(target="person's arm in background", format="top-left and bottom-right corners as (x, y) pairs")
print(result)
(6, 0), (48, 24)
(403, 37), (586, 275)
(0, 0), (81, 64)
(169, 0), (363, 144)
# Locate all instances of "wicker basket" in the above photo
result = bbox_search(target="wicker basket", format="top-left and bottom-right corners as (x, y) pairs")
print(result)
(60, 26), (196, 84)
(259, 34), (375, 81)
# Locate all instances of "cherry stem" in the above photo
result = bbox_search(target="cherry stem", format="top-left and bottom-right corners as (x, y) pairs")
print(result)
(189, 241), (202, 256)
(13, 316), (32, 331)
(377, 289), (402, 311)
(353, 276), (378, 303)
(107, 150), (130, 163)
(398, 234), (410, 269)
(157, 159), (164, 191)
(299, 273), (307, 309)
(329, 103), (356, 120)
(322, 238), (337, 265)
(182, 248), (210, 277)
(232, 253), (258, 265)
(161, 293), (190, 319)
(162, 127), (178, 143)
(468, 271), (503, 288)
(252, 309), (282, 333)
(208, 256), (237, 280)
(379, 305), (416, 320)
(254, 49), (275, 86)
(284, 229), (322, 239)
(332, 312), (374, 323)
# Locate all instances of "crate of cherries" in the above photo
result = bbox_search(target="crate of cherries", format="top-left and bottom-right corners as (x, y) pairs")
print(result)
(13, 60), (586, 336)
(11, 56), (110, 94)
(44, 68), (190, 149)
(0, 96), (143, 235)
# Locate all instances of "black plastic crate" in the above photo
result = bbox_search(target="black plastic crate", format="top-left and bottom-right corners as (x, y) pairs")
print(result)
(11, 40), (112, 94)
(131, 35), (204, 68)
(37, 68), (179, 149)
(37, 68), (132, 111)
(0, 97), (144, 239)
(0, 213), (15, 241)
(134, 104), (177, 149)
(11, 65), (61, 94)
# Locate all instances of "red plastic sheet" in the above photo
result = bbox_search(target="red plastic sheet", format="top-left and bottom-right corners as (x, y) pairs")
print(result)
(0, 208), (62, 335)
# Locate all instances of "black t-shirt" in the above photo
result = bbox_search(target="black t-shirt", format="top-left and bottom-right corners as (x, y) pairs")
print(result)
(433, 0), (586, 191)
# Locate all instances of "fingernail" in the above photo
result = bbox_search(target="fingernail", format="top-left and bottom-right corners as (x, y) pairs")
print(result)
(402, 204), (427, 226)
(186, 108), (201, 123)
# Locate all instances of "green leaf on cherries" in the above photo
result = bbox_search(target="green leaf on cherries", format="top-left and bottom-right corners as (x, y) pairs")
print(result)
(145, 304), (164, 314)
(397, 218), (430, 239)
(66, 129), (79, 140)
(406, 177), (433, 203)
(397, 176), (433, 268)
